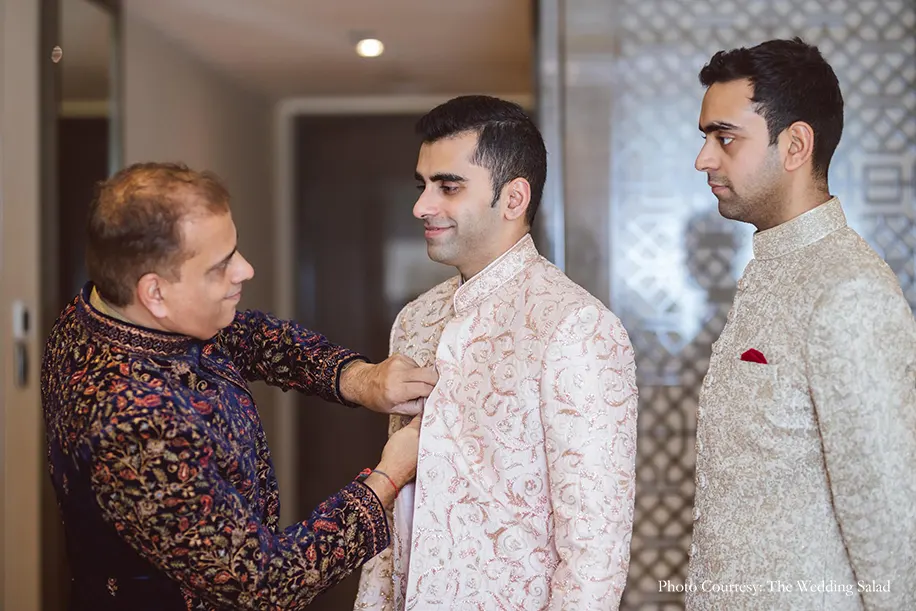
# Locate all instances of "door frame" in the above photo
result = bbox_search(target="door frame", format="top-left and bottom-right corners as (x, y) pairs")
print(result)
(271, 93), (531, 522)
(1, 1), (48, 608)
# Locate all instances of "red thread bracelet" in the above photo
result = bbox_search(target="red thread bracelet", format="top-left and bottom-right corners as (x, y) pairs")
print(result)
(357, 468), (401, 496)
(372, 469), (400, 496)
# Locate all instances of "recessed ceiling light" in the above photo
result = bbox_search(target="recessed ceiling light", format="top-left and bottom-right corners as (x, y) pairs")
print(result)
(356, 38), (384, 58)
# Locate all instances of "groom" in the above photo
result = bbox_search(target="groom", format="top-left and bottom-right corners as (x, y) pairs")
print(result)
(354, 95), (638, 610)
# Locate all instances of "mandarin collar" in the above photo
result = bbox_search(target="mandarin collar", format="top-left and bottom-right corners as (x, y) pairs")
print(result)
(752, 197), (847, 261)
(77, 283), (196, 357)
(453, 234), (541, 315)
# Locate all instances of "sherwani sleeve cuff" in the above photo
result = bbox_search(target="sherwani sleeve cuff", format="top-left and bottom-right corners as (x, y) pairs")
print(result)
(345, 480), (392, 557)
(335, 354), (372, 408)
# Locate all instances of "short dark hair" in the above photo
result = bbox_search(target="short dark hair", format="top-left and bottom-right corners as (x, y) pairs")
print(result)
(86, 162), (231, 307)
(416, 95), (547, 226)
(699, 37), (844, 181)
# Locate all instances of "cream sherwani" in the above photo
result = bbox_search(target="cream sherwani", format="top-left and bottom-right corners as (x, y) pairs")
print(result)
(355, 234), (638, 610)
(686, 199), (916, 610)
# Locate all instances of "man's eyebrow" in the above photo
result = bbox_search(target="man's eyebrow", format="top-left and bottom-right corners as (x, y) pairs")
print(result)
(429, 173), (467, 183)
(699, 121), (743, 134)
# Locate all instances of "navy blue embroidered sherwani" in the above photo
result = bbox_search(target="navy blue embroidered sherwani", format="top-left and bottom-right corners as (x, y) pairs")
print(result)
(41, 284), (390, 610)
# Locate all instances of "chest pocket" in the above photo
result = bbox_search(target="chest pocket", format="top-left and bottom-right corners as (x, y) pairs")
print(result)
(730, 359), (780, 401)
(702, 356), (778, 421)
(699, 358), (778, 466)
(713, 357), (813, 436)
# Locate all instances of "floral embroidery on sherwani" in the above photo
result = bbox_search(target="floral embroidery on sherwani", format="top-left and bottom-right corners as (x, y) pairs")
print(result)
(42, 284), (389, 610)
(355, 234), (638, 610)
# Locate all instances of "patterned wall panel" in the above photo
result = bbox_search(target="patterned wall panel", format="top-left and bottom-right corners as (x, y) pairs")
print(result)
(547, 1), (915, 609)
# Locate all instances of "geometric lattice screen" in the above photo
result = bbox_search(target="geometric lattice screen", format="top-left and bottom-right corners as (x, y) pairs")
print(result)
(548, 1), (916, 609)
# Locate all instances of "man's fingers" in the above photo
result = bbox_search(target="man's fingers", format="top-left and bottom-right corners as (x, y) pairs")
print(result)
(389, 398), (423, 416)
(399, 381), (435, 400)
(407, 413), (423, 429)
(403, 366), (438, 386)
(390, 354), (420, 369)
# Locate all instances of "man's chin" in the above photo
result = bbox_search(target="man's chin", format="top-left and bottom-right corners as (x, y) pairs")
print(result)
(717, 199), (744, 222)
(426, 245), (455, 266)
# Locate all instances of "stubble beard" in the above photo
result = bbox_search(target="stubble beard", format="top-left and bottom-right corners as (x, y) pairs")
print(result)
(427, 234), (458, 266)
(718, 151), (784, 229)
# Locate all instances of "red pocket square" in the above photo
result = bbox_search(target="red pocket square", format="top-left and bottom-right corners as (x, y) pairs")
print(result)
(740, 349), (767, 364)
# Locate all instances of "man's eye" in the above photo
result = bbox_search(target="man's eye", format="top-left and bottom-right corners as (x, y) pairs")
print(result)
(719, 136), (734, 146)
(441, 185), (458, 194)
(416, 184), (425, 192)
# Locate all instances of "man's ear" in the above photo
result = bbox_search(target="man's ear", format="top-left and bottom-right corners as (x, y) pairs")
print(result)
(136, 273), (168, 319)
(503, 178), (531, 223)
(783, 120), (815, 173)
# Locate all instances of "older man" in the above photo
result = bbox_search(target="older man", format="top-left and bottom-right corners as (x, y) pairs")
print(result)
(42, 162), (437, 610)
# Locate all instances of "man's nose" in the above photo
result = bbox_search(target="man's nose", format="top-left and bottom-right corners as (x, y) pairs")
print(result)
(695, 140), (718, 172)
(413, 190), (438, 219)
(234, 253), (255, 283)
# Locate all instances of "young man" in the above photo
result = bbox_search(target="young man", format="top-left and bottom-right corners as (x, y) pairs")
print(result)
(354, 96), (638, 610)
(688, 38), (916, 610)
(42, 162), (437, 610)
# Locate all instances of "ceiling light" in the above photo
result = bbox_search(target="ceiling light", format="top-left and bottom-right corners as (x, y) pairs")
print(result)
(356, 38), (384, 58)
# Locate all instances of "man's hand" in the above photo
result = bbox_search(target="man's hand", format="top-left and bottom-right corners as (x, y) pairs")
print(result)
(363, 414), (423, 508)
(340, 354), (438, 414)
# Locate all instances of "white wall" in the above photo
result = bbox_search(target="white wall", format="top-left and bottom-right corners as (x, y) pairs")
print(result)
(123, 14), (285, 487)
(124, 14), (275, 310)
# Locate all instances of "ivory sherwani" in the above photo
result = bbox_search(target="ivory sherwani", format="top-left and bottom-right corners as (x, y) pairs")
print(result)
(686, 199), (916, 610)
(355, 234), (638, 610)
